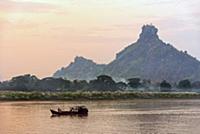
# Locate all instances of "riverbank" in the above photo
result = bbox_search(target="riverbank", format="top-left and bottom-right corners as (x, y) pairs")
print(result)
(0, 91), (200, 100)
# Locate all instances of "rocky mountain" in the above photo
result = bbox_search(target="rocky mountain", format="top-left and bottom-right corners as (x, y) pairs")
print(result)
(103, 25), (200, 82)
(53, 56), (106, 80)
(53, 24), (200, 82)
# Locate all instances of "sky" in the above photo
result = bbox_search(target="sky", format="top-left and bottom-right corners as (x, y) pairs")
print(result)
(0, 0), (200, 80)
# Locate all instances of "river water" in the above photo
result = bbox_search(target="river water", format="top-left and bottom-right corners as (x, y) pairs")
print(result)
(0, 99), (200, 134)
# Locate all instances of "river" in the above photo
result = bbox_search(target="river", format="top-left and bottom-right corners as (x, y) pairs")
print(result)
(0, 99), (200, 134)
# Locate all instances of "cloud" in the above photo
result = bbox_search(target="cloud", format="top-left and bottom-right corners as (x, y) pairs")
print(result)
(0, 0), (58, 13)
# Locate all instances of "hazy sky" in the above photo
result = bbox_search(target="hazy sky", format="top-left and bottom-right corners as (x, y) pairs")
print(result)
(0, 0), (200, 80)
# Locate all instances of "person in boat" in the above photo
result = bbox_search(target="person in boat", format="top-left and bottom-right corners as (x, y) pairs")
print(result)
(57, 107), (62, 113)
(70, 107), (74, 112)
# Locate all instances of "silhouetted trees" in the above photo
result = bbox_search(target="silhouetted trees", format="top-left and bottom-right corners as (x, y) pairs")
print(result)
(38, 77), (71, 91)
(0, 74), (71, 91)
(178, 79), (192, 89)
(127, 78), (141, 88)
(0, 74), (39, 91)
(0, 74), (199, 92)
(71, 80), (88, 91)
(89, 75), (118, 91)
(116, 82), (127, 90)
(160, 80), (171, 92)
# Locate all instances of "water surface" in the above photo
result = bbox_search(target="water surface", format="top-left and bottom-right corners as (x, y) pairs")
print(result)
(0, 99), (200, 134)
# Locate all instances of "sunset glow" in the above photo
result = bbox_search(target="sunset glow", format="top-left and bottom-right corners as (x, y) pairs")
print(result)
(0, 0), (200, 80)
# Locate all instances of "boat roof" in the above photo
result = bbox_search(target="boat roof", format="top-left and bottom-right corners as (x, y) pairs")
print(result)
(70, 106), (87, 109)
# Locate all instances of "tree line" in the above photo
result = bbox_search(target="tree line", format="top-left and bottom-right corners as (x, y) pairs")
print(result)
(0, 74), (200, 92)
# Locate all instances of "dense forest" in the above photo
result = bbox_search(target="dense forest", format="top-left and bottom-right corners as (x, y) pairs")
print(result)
(0, 74), (200, 92)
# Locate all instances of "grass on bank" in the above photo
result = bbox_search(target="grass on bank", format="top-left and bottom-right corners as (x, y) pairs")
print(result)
(0, 91), (200, 100)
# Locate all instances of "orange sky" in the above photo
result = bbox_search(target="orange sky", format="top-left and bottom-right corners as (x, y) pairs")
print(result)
(0, 0), (200, 80)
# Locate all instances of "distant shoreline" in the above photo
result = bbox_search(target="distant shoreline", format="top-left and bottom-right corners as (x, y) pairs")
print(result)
(0, 91), (200, 101)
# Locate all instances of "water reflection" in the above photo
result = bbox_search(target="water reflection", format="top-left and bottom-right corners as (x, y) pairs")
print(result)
(50, 114), (88, 118)
(0, 100), (200, 134)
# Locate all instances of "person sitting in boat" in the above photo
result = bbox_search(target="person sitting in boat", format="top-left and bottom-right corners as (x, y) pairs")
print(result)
(57, 107), (62, 113)
(70, 107), (74, 112)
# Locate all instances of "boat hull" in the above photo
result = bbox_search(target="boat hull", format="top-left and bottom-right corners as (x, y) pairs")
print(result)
(50, 109), (88, 116)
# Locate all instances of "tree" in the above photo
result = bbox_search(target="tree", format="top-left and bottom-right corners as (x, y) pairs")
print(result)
(127, 78), (141, 88)
(97, 75), (114, 82)
(8, 74), (39, 91)
(0, 74), (72, 91)
(178, 79), (191, 89)
(160, 80), (171, 88)
(89, 75), (118, 91)
(71, 80), (88, 90)
(38, 77), (71, 91)
(160, 80), (172, 92)
(141, 79), (151, 88)
(116, 82), (127, 90)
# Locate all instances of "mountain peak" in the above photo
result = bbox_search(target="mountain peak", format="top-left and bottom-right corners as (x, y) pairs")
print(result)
(53, 56), (106, 80)
(73, 56), (98, 65)
(53, 24), (200, 82)
(74, 56), (90, 62)
(138, 24), (159, 42)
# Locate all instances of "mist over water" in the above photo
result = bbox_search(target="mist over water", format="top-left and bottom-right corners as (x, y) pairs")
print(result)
(0, 100), (200, 134)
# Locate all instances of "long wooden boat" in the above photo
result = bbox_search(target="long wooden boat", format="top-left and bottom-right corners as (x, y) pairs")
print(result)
(50, 106), (88, 116)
